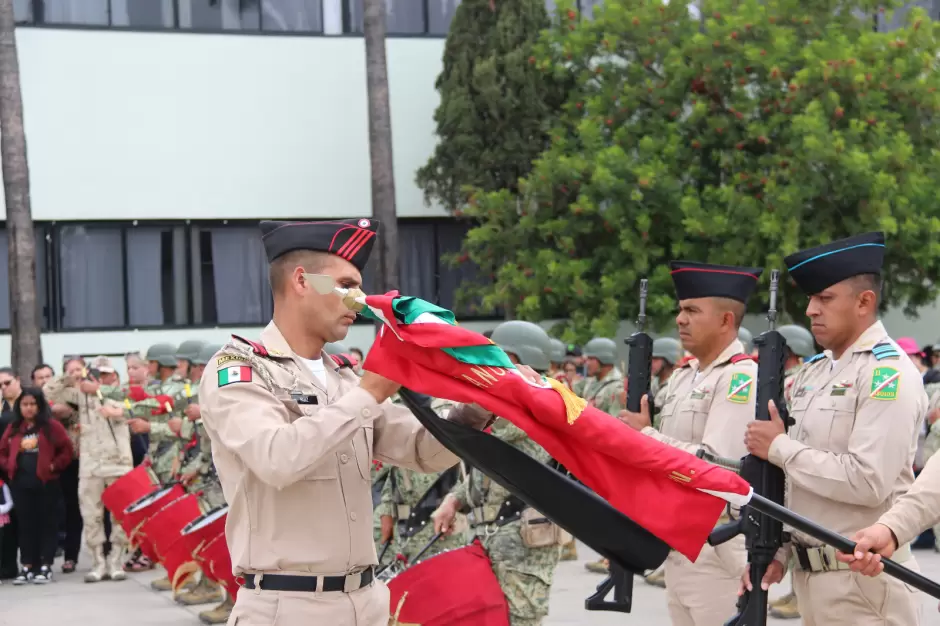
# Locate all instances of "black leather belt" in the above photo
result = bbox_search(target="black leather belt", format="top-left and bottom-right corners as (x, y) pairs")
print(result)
(242, 568), (374, 593)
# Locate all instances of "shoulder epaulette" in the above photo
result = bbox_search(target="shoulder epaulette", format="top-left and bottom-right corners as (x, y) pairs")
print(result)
(872, 341), (901, 361)
(805, 353), (826, 364)
(677, 355), (695, 368)
(730, 354), (757, 364)
(231, 334), (268, 357)
(330, 353), (359, 369)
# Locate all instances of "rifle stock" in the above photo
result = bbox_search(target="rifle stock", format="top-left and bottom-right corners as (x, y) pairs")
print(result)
(584, 279), (653, 615)
(709, 270), (790, 626)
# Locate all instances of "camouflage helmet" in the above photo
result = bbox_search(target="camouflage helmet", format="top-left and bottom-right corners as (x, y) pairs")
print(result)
(582, 337), (618, 366)
(549, 338), (566, 363)
(323, 341), (350, 356)
(175, 339), (206, 363)
(652, 337), (683, 365)
(490, 321), (553, 372)
(738, 327), (754, 353)
(146, 343), (179, 368)
(777, 325), (816, 358)
(192, 344), (223, 367)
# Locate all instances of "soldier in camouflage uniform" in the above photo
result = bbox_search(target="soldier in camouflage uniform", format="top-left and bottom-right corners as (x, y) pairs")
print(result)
(433, 321), (562, 626)
(174, 339), (205, 380)
(44, 358), (137, 584)
(547, 338), (566, 380)
(650, 338), (682, 431)
(766, 324), (815, 620)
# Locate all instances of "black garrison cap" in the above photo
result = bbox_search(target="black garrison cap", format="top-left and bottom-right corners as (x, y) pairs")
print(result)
(670, 261), (763, 304)
(260, 219), (379, 271)
(784, 232), (885, 295)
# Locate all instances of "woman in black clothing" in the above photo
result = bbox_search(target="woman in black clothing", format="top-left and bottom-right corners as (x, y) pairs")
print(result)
(0, 388), (73, 584)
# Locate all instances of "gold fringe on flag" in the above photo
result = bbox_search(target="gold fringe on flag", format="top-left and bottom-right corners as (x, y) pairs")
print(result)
(547, 377), (588, 425)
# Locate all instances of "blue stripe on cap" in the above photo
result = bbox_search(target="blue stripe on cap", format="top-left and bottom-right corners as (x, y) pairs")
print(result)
(787, 243), (886, 272)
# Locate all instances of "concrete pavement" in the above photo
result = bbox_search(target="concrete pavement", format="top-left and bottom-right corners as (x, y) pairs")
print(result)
(2, 542), (940, 624)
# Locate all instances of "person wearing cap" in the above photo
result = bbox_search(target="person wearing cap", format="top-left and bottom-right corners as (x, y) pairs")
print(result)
(744, 232), (926, 626)
(619, 261), (762, 626)
(43, 356), (134, 583)
(199, 219), (485, 625)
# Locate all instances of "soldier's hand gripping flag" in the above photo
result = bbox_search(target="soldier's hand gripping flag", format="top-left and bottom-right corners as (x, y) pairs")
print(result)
(359, 292), (751, 561)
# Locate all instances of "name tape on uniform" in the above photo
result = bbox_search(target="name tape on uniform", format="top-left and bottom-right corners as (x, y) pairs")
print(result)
(218, 365), (252, 387)
(870, 366), (900, 401)
(216, 354), (245, 367)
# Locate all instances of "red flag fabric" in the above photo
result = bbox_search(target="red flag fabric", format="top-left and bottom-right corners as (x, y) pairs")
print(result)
(362, 293), (751, 561)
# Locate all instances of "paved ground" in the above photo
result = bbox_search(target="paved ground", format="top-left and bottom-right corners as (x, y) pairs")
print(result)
(2, 541), (940, 624)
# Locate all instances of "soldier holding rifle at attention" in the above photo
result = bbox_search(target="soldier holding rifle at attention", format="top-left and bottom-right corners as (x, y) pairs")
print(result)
(619, 261), (762, 626)
(743, 232), (926, 626)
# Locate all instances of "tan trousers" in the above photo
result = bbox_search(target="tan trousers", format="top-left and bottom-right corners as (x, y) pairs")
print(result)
(79, 474), (128, 550)
(227, 580), (390, 626)
(793, 563), (922, 626)
(665, 537), (746, 626)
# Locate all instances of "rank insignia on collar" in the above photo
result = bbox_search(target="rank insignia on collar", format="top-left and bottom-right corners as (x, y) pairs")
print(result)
(870, 367), (901, 401)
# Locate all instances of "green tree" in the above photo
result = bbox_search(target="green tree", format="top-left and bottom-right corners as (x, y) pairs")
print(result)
(457, 0), (940, 341)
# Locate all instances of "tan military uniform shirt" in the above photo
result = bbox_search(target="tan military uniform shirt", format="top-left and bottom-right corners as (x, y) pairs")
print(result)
(769, 321), (927, 548)
(641, 339), (757, 460)
(200, 322), (459, 577)
(879, 451), (940, 546)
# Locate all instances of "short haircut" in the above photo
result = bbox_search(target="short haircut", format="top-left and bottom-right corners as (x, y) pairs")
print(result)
(0, 367), (14, 378)
(31, 363), (53, 377)
(269, 250), (333, 295)
(713, 297), (746, 330)
(849, 273), (882, 306)
(125, 352), (146, 367)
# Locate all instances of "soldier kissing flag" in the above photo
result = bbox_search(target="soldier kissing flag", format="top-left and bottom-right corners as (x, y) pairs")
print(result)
(359, 292), (751, 561)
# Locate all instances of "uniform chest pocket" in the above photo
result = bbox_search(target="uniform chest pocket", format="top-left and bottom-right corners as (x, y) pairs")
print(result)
(821, 394), (858, 453)
(677, 398), (710, 443)
(353, 425), (374, 480)
(279, 397), (339, 480)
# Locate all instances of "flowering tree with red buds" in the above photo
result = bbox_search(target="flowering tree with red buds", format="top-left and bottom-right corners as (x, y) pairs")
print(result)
(453, 0), (940, 338)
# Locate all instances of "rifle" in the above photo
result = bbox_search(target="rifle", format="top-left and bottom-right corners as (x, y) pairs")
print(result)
(708, 269), (791, 626)
(585, 279), (653, 615)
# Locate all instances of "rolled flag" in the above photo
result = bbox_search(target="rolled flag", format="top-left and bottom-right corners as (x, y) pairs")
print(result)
(360, 292), (751, 561)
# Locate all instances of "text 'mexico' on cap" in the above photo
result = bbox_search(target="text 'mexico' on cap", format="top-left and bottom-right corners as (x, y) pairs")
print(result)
(260, 219), (380, 271)
(784, 231), (885, 295)
(669, 261), (763, 304)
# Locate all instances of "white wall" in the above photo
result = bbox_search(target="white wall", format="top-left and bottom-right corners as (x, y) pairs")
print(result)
(5, 28), (447, 221)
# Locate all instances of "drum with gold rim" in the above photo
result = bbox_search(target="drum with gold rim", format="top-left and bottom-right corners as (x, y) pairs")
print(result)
(122, 484), (186, 563)
(101, 462), (160, 526)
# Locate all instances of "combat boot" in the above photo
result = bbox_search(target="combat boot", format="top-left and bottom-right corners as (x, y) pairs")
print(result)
(584, 558), (609, 574)
(84, 548), (108, 583)
(769, 592), (800, 619)
(106, 547), (127, 581)
(150, 573), (174, 591)
(177, 577), (224, 606)
(559, 540), (578, 561)
(199, 596), (235, 624)
(644, 565), (666, 588)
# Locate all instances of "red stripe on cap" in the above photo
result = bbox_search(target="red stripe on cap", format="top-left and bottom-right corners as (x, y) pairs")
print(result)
(670, 268), (759, 278)
(328, 226), (362, 254)
(337, 229), (370, 260)
(343, 231), (375, 261)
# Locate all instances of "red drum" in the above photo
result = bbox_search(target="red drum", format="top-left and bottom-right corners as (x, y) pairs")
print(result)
(386, 540), (509, 626)
(122, 484), (186, 562)
(139, 494), (201, 564)
(163, 506), (228, 593)
(101, 462), (160, 525)
(196, 533), (238, 601)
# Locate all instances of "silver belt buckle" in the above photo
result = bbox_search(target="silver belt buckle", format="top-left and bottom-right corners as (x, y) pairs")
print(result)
(343, 571), (362, 593)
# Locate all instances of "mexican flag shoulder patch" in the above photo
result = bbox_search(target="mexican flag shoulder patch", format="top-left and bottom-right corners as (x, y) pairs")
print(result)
(727, 373), (754, 404)
(870, 366), (900, 401)
(219, 365), (252, 387)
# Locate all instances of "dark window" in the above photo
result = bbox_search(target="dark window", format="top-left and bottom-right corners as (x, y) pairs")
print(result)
(111, 0), (176, 29)
(346, 0), (426, 34)
(428, 0), (460, 35)
(125, 226), (189, 326)
(436, 220), (479, 315)
(195, 226), (272, 326)
(58, 225), (125, 329)
(261, 0), (323, 32)
(0, 229), (50, 331)
(177, 0), (262, 31)
(24, 0), (110, 25)
(398, 222), (437, 302)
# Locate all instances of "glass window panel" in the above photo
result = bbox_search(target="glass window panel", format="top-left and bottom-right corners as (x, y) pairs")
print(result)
(0, 229), (49, 330)
(111, 0), (177, 28)
(208, 228), (269, 325)
(435, 220), (482, 315)
(177, 0), (260, 30)
(398, 222), (437, 302)
(34, 0), (110, 25)
(427, 0), (459, 34)
(126, 228), (167, 327)
(59, 226), (125, 329)
(262, 0), (323, 32)
(14, 0), (33, 22)
(346, 0), (425, 34)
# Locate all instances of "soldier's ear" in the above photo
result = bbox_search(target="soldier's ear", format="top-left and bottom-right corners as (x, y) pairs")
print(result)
(856, 288), (877, 315)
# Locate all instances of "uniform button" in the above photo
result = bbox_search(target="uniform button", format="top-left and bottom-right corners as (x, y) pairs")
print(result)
(340, 454), (349, 464)
(362, 408), (372, 418)
(350, 512), (357, 521)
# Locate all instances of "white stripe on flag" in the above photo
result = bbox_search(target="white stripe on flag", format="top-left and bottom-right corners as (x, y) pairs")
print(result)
(368, 306), (403, 341)
(697, 486), (753, 507)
